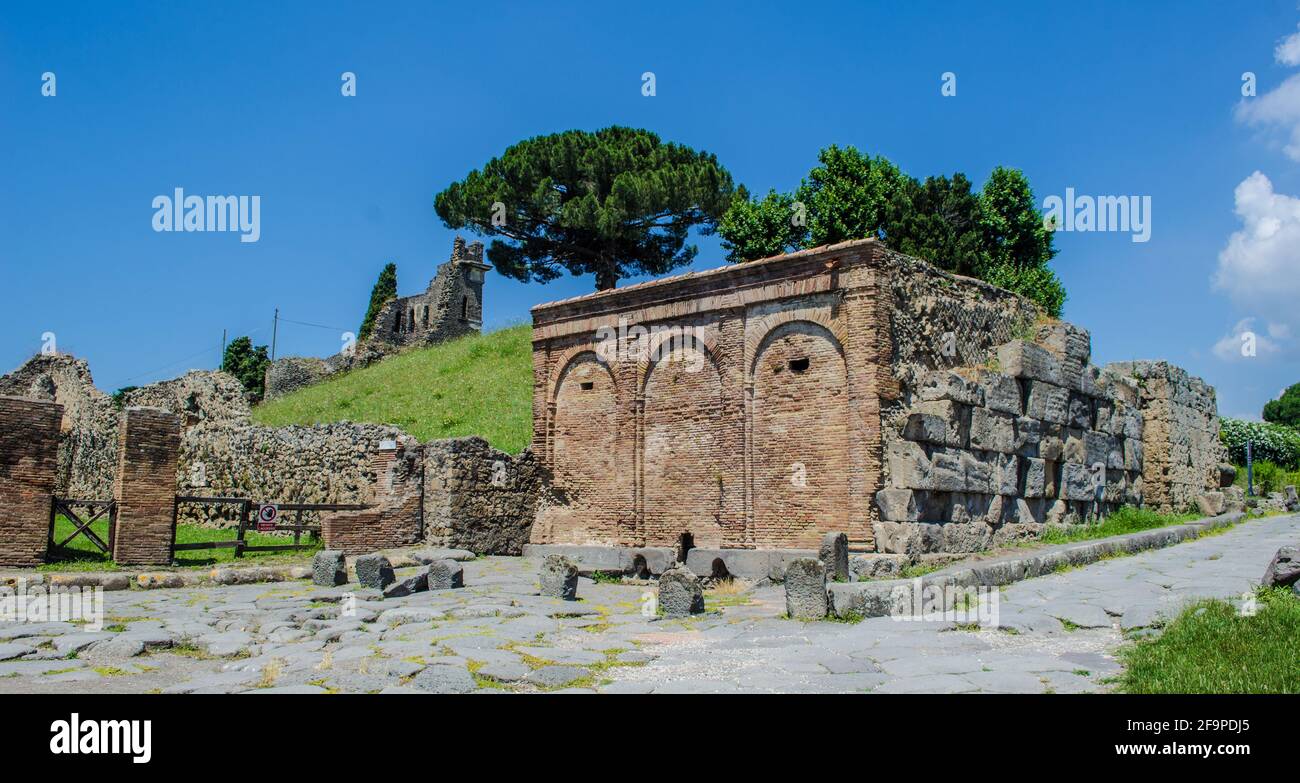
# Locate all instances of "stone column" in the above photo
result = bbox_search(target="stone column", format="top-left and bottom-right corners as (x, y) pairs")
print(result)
(0, 396), (63, 566)
(112, 407), (181, 566)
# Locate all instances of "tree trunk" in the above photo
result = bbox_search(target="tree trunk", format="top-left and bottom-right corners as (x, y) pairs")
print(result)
(595, 266), (618, 291)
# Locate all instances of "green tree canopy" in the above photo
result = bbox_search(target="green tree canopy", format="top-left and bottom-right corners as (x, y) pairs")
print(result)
(221, 336), (270, 401)
(1263, 383), (1300, 428)
(717, 146), (1066, 315)
(717, 186), (808, 261)
(359, 262), (397, 341)
(435, 127), (734, 290)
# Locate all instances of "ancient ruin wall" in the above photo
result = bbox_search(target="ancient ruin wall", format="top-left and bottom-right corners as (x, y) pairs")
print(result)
(1106, 360), (1227, 514)
(422, 437), (544, 556)
(874, 321), (1146, 554)
(178, 421), (414, 525)
(530, 240), (894, 552)
(321, 437), (424, 555)
(0, 355), (118, 500)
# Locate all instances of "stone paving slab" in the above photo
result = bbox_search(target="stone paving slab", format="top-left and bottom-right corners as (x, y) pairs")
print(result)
(0, 513), (1291, 694)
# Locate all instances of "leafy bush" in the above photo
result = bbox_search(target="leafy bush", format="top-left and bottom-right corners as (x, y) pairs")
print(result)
(1252, 460), (1282, 495)
(1219, 417), (1300, 469)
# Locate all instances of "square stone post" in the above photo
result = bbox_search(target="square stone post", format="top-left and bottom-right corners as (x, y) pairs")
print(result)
(112, 407), (181, 565)
(0, 396), (64, 566)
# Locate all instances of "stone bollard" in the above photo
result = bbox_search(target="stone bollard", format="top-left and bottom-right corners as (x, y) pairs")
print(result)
(540, 555), (579, 600)
(428, 559), (465, 590)
(784, 557), (828, 620)
(312, 550), (348, 587)
(1262, 546), (1300, 590)
(383, 568), (429, 599)
(657, 565), (704, 618)
(819, 532), (849, 583)
(354, 554), (396, 591)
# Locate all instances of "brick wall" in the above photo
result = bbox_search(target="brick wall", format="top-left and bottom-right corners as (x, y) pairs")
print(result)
(528, 239), (1212, 555)
(112, 407), (181, 566)
(0, 396), (63, 566)
(321, 438), (423, 555)
(529, 240), (884, 551)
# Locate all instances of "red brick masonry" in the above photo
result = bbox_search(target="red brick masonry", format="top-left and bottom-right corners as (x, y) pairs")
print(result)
(529, 240), (915, 551)
(0, 396), (63, 566)
(112, 407), (181, 566)
(321, 439), (423, 555)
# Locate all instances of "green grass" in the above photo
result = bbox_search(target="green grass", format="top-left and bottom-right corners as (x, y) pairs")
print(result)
(252, 324), (533, 454)
(1231, 462), (1300, 496)
(1038, 505), (1200, 544)
(1119, 588), (1300, 693)
(40, 515), (320, 571)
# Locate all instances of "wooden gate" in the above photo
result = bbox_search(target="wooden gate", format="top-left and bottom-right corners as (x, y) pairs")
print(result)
(171, 496), (369, 560)
(48, 497), (117, 559)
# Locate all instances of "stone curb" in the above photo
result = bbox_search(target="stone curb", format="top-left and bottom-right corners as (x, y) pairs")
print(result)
(0, 546), (477, 592)
(0, 564), (314, 592)
(827, 512), (1248, 620)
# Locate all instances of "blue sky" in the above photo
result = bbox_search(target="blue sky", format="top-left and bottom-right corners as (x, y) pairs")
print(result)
(2, 1), (1299, 419)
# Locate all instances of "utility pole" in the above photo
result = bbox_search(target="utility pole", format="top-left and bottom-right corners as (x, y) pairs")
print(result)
(271, 308), (279, 362)
(220, 329), (227, 366)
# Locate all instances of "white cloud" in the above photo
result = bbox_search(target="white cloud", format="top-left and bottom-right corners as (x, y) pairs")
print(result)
(1236, 24), (1300, 161)
(1211, 317), (1285, 361)
(1235, 73), (1300, 161)
(1211, 172), (1300, 360)
(1277, 23), (1300, 66)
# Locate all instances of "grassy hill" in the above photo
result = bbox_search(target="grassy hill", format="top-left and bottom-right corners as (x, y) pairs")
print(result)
(253, 324), (533, 454)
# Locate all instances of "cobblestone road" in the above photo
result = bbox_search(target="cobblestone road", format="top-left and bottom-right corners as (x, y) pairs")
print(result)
(0, 514), (1294, 694)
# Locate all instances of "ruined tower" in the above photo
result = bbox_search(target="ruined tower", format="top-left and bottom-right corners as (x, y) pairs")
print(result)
(372, 236), (492, 347)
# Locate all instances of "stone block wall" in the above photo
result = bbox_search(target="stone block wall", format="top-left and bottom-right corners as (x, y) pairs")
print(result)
(112, 407), (182, 566)
(321, 437), (423, 555)
(423, 437), (545, 556)
(1106, 360), (1227, 513)
(875, 322), (1146, 554)
(0, 396), (63, 567)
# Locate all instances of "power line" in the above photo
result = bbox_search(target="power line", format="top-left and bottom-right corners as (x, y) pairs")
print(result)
(277, 315), (351, 332)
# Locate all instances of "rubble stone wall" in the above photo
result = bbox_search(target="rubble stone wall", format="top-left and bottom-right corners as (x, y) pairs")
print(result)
(423, 437), (545, 556)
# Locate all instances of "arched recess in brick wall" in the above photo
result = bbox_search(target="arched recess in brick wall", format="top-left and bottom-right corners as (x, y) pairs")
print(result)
(544, 350), (625, 545)
(641, 336), (728, 548)
(749, 320), (850, 549)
